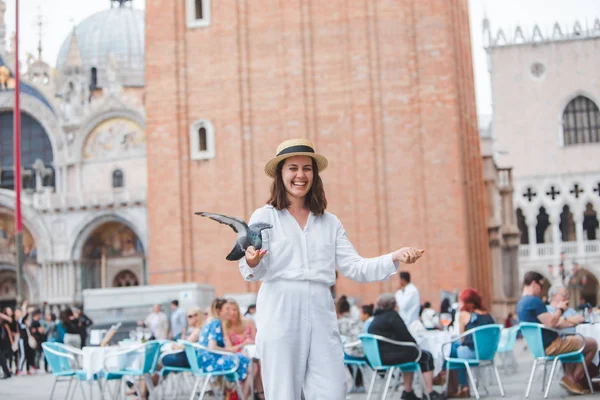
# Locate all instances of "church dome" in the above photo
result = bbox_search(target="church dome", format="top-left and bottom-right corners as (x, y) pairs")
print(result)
(56, 6), (144, 87)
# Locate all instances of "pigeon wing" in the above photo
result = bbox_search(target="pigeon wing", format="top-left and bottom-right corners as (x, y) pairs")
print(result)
(195, 212), (249, 235)
(225, 242), (246, 261)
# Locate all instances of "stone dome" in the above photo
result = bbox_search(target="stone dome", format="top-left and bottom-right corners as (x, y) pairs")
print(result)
(56, 7), (144, 87)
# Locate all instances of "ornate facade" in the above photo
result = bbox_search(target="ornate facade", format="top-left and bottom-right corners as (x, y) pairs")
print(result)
(485, 19), (600, 306)
(0, 0), (147, 308)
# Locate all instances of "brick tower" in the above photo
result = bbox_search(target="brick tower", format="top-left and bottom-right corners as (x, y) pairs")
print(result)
(145, 0), (491, 306)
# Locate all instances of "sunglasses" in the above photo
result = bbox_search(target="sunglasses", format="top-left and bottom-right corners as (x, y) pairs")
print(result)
(187, 314), (197, 318)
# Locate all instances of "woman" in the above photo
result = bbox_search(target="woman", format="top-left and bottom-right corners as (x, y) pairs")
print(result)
(14, 306), (36, 374)
(198, 298), (252, 398)
(3, 307), (17, 374)
(368, 293), (443, 400)
(337, 296), (364, 358)
(56, 308), (81, 348)
(161, 307), (204, 369)
(222, 299), (264, 399)
(222, 299), (256, 352)
(449, 288), (495, 398)
(239, 138), (425, 399)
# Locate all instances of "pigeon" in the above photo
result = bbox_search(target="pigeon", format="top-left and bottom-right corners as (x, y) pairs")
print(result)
(195, 212), (273, 261)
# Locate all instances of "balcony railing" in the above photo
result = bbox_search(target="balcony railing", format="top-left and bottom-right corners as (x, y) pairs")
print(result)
(519, 240), (600, 260)
(31, 188), (146, 211)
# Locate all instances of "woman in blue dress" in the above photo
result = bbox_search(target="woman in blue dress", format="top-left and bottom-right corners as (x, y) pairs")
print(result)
(198, 298), (251, 397)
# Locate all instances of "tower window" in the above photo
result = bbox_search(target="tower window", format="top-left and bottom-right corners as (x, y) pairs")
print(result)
(190, 120), (215, 160)
(187, 0), (211, 28)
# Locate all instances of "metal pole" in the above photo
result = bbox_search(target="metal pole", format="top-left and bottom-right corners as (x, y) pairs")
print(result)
(14, 0), (24, 305)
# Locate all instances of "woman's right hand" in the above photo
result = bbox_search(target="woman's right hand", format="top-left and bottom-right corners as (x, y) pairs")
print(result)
(245, 246), (267, 268)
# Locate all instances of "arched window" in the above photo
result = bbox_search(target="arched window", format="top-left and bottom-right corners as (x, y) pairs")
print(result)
(0, 112), (54, 190)
(562, 96), (600, 145)
(190, 119), (215, 160)
(516, 208), (529, 244)
(112, 169), (124, 188)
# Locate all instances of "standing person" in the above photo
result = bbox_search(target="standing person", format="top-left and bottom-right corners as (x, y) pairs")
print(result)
(0, 312), (12, 378)
(29, 310), (45, 370)
(73, 306), (93, 346)
(517, 271), (597, 395)
(14, 305), (36, 374)
(138, 304), (168, 340)
(395, 271), (421, 326)
(4, 307), (18, 374)
(169, 300), (187, 340)
(238, 138), (425, 399)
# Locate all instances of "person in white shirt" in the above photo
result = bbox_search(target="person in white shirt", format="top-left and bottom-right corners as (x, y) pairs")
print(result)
(239, 138), (425, 400)
(138, 304), (169, 340)
(420, 301), (440, 330)
(395, 271), (421, 326)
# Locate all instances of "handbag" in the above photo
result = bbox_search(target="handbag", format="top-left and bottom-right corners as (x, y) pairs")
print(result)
(27, 328), (37, 349)
(11, 333), (19, 352)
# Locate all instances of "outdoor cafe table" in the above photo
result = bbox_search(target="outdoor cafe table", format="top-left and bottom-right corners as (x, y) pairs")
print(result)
(576, 323), (600, 365)
(413, 330), (455, 376)
(81, 342), (145, 380)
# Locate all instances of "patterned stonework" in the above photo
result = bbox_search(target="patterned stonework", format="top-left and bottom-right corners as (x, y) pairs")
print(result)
(83, 117), (145, 161)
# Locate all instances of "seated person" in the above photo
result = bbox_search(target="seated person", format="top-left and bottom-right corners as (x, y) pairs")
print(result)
(448, 288), (495, 398)
(336, 295), (364, 359)
(546, 285), (583, 335)
(222, 299), (263, 398)
(161, 307), (204, 369)
(368, 293), (444, 400)
(517, 272), (598, 395)
(360, 304), (374, 332)
(420, 302), (440, 330)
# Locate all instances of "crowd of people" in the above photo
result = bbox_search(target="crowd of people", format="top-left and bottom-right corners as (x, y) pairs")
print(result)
(0, 302), (92, 379)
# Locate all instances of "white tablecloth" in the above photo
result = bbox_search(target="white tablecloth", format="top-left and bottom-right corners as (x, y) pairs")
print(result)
(81, 344), (144, 380)
(576, 323), (600, 365)
(414, 331), (454, 376)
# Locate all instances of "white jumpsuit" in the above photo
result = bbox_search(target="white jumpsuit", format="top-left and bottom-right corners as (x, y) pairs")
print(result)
(239, 205), (399, 399)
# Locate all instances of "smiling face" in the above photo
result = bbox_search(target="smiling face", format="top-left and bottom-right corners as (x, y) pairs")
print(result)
(281, 156), (314, 201)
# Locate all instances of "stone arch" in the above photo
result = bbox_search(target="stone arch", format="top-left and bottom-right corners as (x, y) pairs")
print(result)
(516, 208), (529, 244)
(71, 212), (146, 260)
(536, 206), (551, 244)
(583, 202), (599, 240)
(559, 204), (576, 242)
(0, 92), (64, 166)
(0, 190), (53, 262)
(72, 108), (146, 164)
(0, 264), (37, 305)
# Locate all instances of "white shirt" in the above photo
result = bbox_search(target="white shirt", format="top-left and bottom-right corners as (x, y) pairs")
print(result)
(170, 308), (187, 338)
(239, 205), (399, 285)
(395, 283), (421, 325)
(420, 307), (439, 329)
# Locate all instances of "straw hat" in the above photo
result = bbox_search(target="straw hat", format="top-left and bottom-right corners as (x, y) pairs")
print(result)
(264, 138), (328, 178)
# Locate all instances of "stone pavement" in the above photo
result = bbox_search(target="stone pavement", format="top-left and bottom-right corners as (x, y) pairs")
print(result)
(1, 340), (598, 399)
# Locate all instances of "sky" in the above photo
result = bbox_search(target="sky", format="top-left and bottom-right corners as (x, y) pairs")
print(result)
(2, 0), (599, 117)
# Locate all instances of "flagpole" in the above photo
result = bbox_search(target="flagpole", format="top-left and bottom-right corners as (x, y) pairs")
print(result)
(14, 0), (24, 305)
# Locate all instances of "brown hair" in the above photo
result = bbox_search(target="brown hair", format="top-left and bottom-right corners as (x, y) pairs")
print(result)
(210, 298), (227, 319)
(267, 158), (327, 215)
(223, 299), (243, 331)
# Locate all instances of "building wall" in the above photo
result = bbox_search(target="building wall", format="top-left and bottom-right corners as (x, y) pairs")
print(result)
(490, 38), (600, 177)
(145, 0), (491, 306)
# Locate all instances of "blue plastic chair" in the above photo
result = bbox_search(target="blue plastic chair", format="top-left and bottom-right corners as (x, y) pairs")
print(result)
(156, 349), (193, 400)
(442, 324), (505, 399)
(496, 326), (520, 373)
(343, 339), (369, 393)
(103, 340), (163, 400)
(359, 333), (430, 400)
(519, 322), (593, 398)
(181, 340), (245, 400)
(42, 342), (100, 400)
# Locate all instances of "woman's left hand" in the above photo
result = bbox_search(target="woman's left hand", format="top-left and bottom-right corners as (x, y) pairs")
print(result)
(393, 247), (425, 264)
